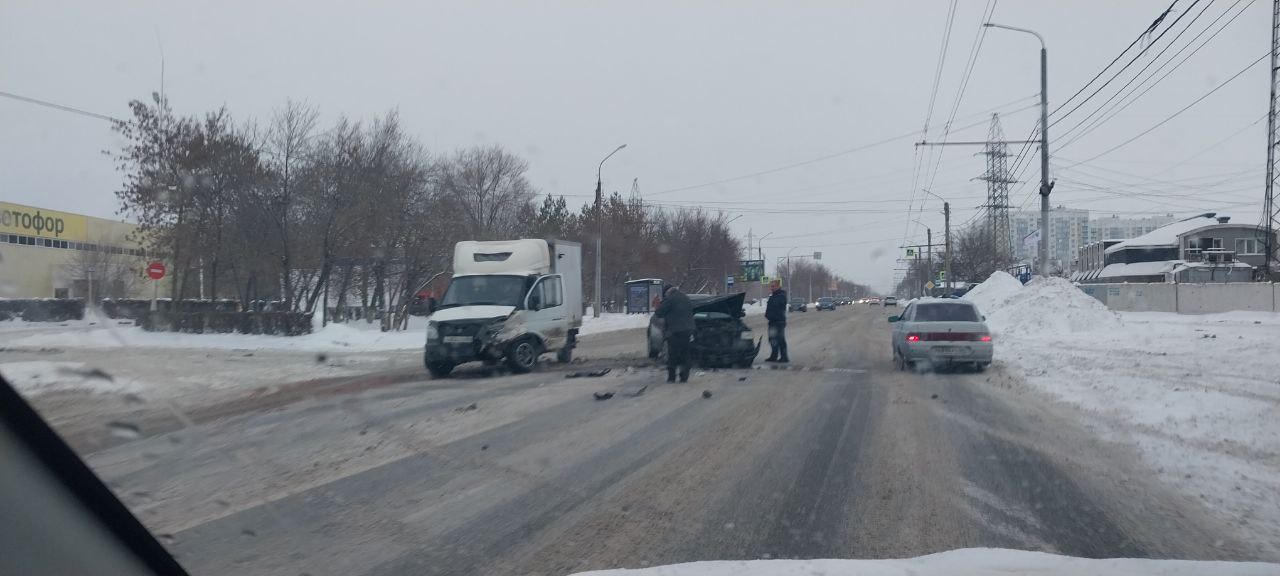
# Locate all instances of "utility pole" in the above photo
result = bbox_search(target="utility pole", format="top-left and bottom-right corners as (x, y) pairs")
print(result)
(914, 249), (922, 298)
(1265, 0), (1280, 280)
(594, 144), (626, 317)
(944, 201), (952, 294)
(926, 227), (932, 295)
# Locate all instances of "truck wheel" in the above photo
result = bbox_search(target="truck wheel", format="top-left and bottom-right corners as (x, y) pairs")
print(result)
(426, 361), (454, 378)
(505, 337), (541, 373)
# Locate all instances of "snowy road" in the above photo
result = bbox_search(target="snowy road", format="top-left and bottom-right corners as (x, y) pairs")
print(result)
(71, 307), (1265, 575)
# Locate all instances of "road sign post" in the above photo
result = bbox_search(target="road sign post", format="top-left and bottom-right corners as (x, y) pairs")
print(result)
(146, 261), (166, 312)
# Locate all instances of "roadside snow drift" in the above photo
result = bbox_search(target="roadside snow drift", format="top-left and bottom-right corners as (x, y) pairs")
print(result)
(965, 272), (1121, 337)
(570, 548), (1279, 575)
(1, 311), (653, 353)
(964, 272), (1280, 556)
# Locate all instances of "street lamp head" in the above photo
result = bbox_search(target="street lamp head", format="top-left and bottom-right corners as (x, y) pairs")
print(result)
(983, 22), (1045, 48)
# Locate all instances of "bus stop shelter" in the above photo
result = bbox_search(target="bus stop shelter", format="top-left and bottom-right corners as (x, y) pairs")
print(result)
(625, 278), (665, 314)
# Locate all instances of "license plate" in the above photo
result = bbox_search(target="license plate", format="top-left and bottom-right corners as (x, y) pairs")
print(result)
(443, 336), (473, 344)
(931, 346), (968, 356)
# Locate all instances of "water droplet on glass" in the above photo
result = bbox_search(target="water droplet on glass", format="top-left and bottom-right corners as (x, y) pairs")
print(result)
(657, 243), (671, 254)
(107, 421), (142, 439)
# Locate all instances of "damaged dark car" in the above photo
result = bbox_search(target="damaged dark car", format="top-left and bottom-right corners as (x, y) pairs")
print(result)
(647, 292), (761, 368)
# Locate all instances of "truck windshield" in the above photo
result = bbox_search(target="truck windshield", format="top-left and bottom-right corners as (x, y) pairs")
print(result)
(440, 275), (530, 308)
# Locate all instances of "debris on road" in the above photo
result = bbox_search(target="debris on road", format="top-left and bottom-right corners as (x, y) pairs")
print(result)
(566, 368), (612, 378)
(625, 384), (648, 398)
(455, 402), (478, 413)
(738, 377), (747, 381)
(702, 390), (712, 399)
(593, 391), (614, 400)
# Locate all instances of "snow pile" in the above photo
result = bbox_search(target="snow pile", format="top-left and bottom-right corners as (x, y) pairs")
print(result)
(571, 548), (1279, 575)
(964, 272), (1120, 338)
(962, 271), (1024, 311)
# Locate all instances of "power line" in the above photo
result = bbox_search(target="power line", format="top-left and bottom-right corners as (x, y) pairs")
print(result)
(646, 94), (1034, 197)
(1066, 50), (1270, 167)
(920, 0), (1001, 228)
(1056, 0), (1256, 150)
(1049, 0), (1185, 122)
(0, 90), (126, 124)
(904, 0), (962, 258)
(1175, 112), (1267, 164)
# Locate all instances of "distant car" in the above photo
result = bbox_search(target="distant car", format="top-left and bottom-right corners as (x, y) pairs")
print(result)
(883, 296), (899, 307)
(648, 293), (760, 368)
(888, 299), (992, 372)
(816, 297), (836, 311)
(868, 297), (881, 306)
(789, 297), (807, 312)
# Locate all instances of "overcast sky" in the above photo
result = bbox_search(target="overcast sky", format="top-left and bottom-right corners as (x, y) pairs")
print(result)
(2, 0), (1272, 292)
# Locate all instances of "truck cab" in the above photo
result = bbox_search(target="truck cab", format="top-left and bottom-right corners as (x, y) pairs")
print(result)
(424, 239), (582, 377)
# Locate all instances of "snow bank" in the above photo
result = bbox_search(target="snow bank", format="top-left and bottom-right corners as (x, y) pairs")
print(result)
(967, 270), (1280, 554)
(965, 273), (1120, 338)
(0, 360), (144, 396)
(579, 313), (651, 336)
(571, 548), (1279, 575)
(2, 310), (659, 352)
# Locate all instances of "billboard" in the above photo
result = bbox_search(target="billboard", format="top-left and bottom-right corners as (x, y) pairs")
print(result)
(739, 259), (765, 282)
(0, 201), (88, 241)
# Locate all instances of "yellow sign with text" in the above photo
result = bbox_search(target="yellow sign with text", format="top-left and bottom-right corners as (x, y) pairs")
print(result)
(0, 202), (89, 241)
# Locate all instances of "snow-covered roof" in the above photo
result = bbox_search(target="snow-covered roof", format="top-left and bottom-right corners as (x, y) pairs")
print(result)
(1104, 214), (1222, 254)
(1170, 261), (1253, 274)
(1097, 261), (1178, 279)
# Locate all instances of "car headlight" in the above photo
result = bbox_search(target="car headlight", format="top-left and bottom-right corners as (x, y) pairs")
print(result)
(426, 321), (439, 341)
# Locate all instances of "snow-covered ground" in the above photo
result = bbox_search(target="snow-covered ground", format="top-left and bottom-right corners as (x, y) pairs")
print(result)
(571, 547), (1279, 575)
(966, 273), (1280, 555)
(0, 311), (658, 400)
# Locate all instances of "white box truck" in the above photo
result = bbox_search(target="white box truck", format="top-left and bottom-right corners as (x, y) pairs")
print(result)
(423, 239), (582, 377)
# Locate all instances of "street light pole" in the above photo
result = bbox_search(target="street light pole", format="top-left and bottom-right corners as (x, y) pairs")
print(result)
(594, 144), (627, 318)
(986, 22), (1052, 278)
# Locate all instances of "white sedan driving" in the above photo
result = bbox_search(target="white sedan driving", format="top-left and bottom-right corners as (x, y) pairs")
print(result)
(889, 299), (992, 372)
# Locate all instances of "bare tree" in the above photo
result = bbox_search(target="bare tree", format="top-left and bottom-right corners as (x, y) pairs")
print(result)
(439, 145), (536, 240)
(254, 100), (319, 311)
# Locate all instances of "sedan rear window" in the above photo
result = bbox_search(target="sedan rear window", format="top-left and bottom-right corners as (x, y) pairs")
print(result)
(913, 303), (980, 322)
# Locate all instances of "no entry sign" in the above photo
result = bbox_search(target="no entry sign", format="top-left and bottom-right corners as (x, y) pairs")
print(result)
(146, 261), (166, 280)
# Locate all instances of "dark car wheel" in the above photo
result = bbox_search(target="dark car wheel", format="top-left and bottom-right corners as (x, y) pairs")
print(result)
(505, 337), (541, 373)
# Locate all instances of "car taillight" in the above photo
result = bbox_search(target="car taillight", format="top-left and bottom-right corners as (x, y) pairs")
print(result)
(980, 334), (992, 342)
(906, 334), (920, 342)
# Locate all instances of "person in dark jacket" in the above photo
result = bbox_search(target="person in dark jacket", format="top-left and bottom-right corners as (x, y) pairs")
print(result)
(764, 280), (789, 363)
(654, 284), (695, 382)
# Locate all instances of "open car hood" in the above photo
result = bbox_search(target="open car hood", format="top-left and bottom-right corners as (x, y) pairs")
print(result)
(689, 292), (746, 318)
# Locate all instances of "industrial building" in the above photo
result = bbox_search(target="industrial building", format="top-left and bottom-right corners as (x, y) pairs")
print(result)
(0, 201), (158, 299)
